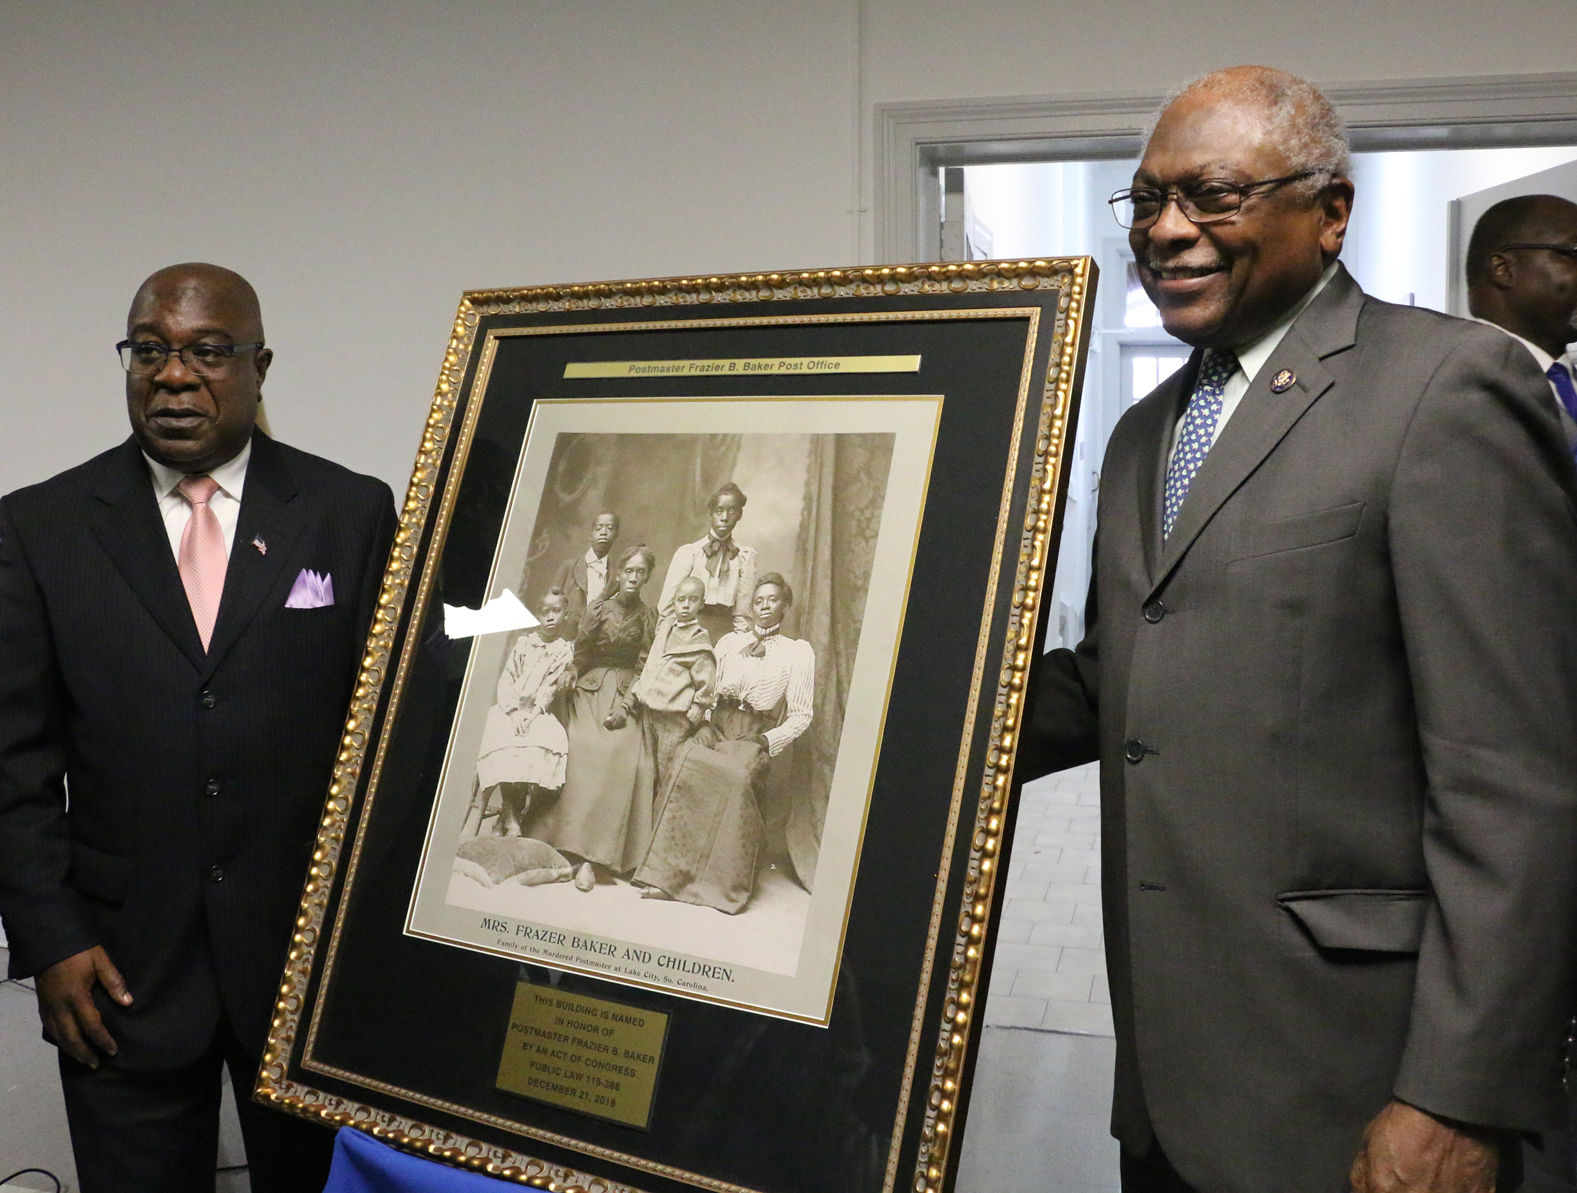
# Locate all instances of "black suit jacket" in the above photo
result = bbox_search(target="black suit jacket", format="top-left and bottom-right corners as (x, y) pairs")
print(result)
(553, 550), (607, 633)
(0, 430), (395, 1068)
(1023, 267), (1577, 1192)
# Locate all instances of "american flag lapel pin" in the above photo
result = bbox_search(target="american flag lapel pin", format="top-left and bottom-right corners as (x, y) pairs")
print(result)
(252, 535), (267, 555)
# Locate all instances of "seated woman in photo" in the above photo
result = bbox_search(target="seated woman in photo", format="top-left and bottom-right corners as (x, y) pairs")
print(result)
(633, 572), (815, 912)
(473, 587), (574, 836)
(523, 545), (659, 891)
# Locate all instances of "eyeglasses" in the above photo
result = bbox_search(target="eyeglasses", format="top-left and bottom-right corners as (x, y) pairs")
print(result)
(116, 340), (263, 377)
(1108, 170), (1325, 229)
(1497, 243), (1577, 263)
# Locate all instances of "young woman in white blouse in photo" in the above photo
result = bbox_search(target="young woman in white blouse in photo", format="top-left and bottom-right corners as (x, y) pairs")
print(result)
(633, 573), (814, 912)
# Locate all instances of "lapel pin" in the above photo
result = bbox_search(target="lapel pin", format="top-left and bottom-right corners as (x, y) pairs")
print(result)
(252, 535), (267, 555)
(1270, 369), (1297, 393)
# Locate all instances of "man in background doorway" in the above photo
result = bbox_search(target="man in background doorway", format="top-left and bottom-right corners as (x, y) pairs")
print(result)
(1467, 193), (1577, 458)
(1468, 193), (1577, 1192)
(0, 263), (396, 1191)
(1023, 66), (1577, 1193)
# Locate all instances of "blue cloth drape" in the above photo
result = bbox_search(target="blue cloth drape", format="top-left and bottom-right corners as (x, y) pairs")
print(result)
(323, 1128), (519, 1192)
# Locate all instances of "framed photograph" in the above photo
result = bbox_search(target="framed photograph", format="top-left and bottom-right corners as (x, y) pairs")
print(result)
(258, 258), (1095, 1193)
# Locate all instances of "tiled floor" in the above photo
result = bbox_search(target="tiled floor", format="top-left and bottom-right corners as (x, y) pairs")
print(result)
(0, 763), (1116, 1192)
(955, 1027), (1119, 1193)
(0, 965), (247, 1192)
(985, 762), (1113, 1037)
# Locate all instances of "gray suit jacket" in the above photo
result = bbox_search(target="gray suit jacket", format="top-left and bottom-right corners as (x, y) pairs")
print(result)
(1555, 387), (1577, 451)
(1023, 266), (1577, 1193)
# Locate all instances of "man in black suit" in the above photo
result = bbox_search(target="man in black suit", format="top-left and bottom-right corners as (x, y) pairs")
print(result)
(0, 263), (396, 1191)
(1023, 68), (1577, 1192)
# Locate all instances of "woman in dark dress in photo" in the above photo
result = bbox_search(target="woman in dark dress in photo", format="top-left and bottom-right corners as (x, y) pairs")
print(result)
(523, 544), (658, 890)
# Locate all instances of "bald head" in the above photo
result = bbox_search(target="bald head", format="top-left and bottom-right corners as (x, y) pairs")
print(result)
(123, 263), (273, 474)
(1466, 195), (1577, 284)
(128, 263), (265, 343)
(1467, 194), (1577, 357)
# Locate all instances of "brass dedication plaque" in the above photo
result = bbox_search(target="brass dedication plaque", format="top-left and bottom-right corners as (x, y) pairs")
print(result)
(496, 983), (669, 1130)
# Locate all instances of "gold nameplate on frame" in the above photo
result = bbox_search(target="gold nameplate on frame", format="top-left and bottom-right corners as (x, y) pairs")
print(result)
(563, 355), (923, 379)
(497, 984), (669, 1130)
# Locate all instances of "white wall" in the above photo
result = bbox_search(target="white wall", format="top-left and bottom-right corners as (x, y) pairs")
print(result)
(859, 0), (1577, 100)
(1346, 147), (1577, 310)
(6, 0), (1575, 497)
(0, 1), (859, 495)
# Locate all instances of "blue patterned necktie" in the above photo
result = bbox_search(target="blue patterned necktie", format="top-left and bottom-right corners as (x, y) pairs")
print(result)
(1162, 349), (1237, 540)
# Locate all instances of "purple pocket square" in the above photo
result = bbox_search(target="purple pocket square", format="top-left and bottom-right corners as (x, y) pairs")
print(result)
(285, 569), (335, 609)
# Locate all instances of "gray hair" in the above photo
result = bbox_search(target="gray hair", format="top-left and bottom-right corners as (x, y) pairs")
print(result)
(1143, 67), (1351, 194)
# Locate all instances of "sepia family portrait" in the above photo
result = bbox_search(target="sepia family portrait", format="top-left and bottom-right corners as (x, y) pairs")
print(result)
(470, 472), (832, 916)
(407, 396), (939, 1017)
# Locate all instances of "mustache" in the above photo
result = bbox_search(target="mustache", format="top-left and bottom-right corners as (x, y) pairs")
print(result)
(1143, 259), (1226, 276)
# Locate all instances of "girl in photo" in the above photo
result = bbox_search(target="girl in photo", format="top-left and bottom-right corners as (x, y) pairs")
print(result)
(474, 587), (574, 835)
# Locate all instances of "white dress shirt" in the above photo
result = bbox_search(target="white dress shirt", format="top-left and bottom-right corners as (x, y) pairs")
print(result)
(1471, 317), (1573, 391)
(144, 439), (250, 562)
(584, 547), (608, 600)
(1471, 318), (1577, 449)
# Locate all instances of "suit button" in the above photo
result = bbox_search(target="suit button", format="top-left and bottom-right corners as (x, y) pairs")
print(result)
(205, 779), (221, 797)
(1143, 600), (1167, 624)
(208, 865), (225, 883)
(200, 690), (217, 709)
(1124, 739), (1147, 764)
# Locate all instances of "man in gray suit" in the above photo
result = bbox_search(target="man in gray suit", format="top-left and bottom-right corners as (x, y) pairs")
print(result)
(1467, 194), (1577, 1192)
(1467, 194), (1577, 457)
(1023, 67), (1577, 1193)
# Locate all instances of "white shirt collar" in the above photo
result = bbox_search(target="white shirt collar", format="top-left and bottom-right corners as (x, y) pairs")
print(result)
(1470, 317), (1559, 373)
(1230, 261), (1340, 385)
(144, 436), (252, 501)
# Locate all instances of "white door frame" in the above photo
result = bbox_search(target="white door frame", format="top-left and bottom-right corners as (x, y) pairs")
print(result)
(876, 71), (1577, 264)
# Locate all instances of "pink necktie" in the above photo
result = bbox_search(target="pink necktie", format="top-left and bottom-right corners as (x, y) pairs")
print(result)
(177, 475), (226, 650)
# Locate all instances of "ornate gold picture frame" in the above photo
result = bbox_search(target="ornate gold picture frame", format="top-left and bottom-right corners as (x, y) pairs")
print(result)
(258, 259), (1095, 1193)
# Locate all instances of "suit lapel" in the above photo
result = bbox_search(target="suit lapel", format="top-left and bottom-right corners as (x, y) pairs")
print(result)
(204, 432), (305, 672)
(89, 439), (209, 670)
(1151, 267), (1363, 589)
